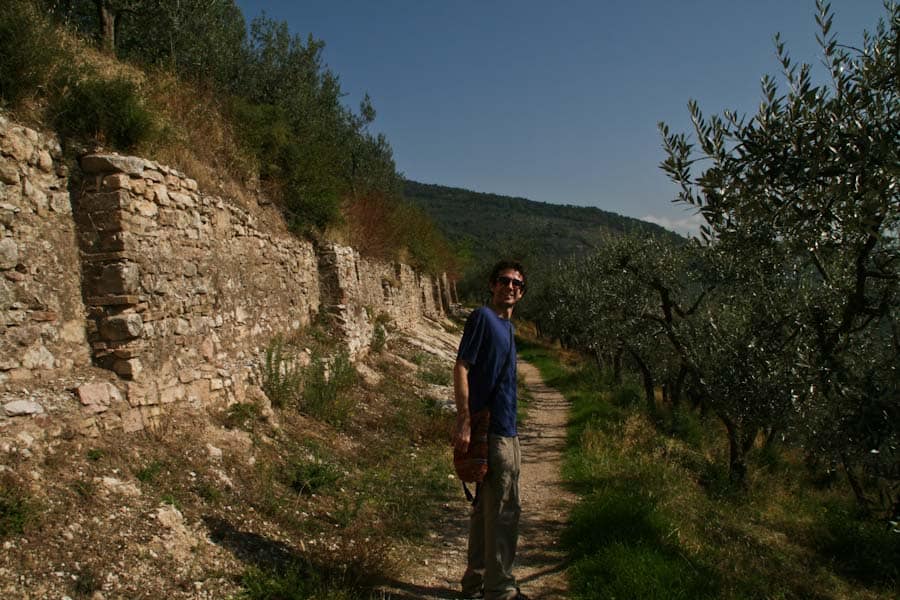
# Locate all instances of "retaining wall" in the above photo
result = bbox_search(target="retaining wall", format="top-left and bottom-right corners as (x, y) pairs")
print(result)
(0, 115), (452, 437)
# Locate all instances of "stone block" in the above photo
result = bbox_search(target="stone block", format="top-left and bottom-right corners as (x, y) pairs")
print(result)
(36, 150), (52, 172)
(80, 154), (145, 176)
(126, 381), (157, 407)
(131, 178), (146, 195)
(29, 311), (57, 322)
(159, 385), (184, 404)
(1, 131), (34, 161)
(0, 237), (18, 269)
(134, 199), (158, 217)
(82, 190), (130, 214)
(93, 262), (140, 296)
(102, 173), (131, 191)
(113, 358), (142, 379)
(121, 408), (144, 432)
(76, 382), (122, 413)
(0, 163), (19, 185)
(49, 192), (71, 214)
(100, 313), (143, 341)
(189, 378), (210, 404)
(21, 344), (54, 369)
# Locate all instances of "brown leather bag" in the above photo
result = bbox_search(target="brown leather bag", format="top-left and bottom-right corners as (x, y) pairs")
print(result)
(453, 407), (490, 483)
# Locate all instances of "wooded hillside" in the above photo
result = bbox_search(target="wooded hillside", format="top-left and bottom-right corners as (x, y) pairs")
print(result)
(404, 180), (682, 300)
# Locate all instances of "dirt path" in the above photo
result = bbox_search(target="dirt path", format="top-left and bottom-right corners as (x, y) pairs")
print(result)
(380, 360), (575, 599)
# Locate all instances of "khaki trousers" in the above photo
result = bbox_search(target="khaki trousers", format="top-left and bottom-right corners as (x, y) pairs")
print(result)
(461, 435), (521, 599)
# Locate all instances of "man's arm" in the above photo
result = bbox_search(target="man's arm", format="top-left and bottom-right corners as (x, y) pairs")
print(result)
(452, 359), (471, 453)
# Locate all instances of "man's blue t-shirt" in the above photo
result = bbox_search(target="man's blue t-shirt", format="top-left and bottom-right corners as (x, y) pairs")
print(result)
(457, 306), (517, 437)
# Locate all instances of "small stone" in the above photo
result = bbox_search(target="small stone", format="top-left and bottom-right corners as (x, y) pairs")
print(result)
(0, 237), (17, 270)
(49, 192), (71, 213)
(36, 150), (52, 172)
(2, 400), (44, 416)
(97, 476), (141, 497)
(1, 131), (33, 162)
(207, 444), (223, 460)
(21, 344), (54, 369)
(76, 382), (121, 413)
(0, 163), (19, 185)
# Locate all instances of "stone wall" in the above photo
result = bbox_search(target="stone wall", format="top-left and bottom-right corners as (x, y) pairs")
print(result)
(74, 153), (323, 429)
(0, 115), (449, 436)
(0, 117), (91, 391)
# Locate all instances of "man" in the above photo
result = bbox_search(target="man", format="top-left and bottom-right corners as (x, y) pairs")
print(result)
(453, 260), (528, 600)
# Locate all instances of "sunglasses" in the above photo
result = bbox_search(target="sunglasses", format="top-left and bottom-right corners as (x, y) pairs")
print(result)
(495, 276), (525, 289)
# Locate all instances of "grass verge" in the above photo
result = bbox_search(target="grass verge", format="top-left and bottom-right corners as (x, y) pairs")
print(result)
(519, 335), (898, 600)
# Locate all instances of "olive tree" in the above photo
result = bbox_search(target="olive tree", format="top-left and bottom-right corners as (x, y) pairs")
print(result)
(660, 1), (899, 514)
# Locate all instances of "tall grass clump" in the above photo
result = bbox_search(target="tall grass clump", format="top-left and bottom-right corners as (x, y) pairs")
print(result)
(262, 336), (302, 409)
(301, 352), (357, 427)
(0, 474), (37, 538)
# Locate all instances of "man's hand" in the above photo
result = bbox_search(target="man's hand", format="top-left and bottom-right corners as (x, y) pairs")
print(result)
(453, 413), (471, 454)
(452, 359), (472, 453)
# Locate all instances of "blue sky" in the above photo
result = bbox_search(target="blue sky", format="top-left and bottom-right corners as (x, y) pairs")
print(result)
(235, 1), (888, 235)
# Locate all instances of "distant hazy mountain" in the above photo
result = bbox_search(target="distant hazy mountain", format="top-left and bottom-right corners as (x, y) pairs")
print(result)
(403, 180), (681, 300)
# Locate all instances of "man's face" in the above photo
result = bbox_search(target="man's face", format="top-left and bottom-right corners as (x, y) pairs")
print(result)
(490, 268), (525, 309)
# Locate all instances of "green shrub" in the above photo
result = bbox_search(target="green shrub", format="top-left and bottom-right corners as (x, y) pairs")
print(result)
(287, 459), (341, 496)
(667, 406), (704, 447)
(0, 477), (37, 538)
(262, 336), (302, 409)
(53, 75), (156, 150)
(370, 323), (387, 353)
(817, 502), (900, 586)
(0, 0), (66, 105)
(135, 460), (165, 484)
(418, 361), (451, 386)
(70, 479), (96, 501)
(195, 481), (222, 504)
(301, 352), (357, 426)
(72, 566), (101, 598)
(610, 380), (642, 408)
(239, 562), (342, 600)
(224, 401), (263, 429)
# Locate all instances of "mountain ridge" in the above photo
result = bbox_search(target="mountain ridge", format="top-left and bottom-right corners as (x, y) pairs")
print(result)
(402, 179), (682, 298)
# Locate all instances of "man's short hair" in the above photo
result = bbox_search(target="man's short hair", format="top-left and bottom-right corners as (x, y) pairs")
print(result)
(489, 260), (526, 287)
